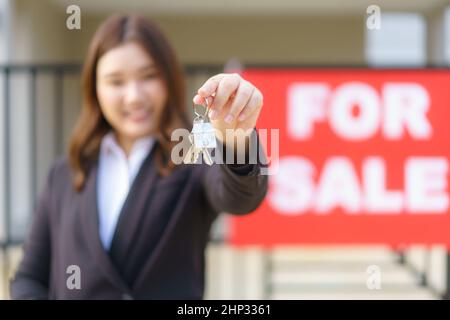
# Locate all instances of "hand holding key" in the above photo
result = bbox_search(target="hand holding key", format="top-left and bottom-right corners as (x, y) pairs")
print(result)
(192, 73), (264, 148)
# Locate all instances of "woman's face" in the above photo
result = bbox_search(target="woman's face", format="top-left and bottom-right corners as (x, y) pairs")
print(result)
(96, 41), (168, 145)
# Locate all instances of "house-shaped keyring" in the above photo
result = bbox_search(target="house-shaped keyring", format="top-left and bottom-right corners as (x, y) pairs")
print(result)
(192, 121), (217, 149)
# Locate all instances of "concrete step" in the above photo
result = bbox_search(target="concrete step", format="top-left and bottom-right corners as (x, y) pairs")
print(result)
(270, 267), (421, 285)
(271, 289), (438, 300)
(271, 246), (399, 263)
(204, 245), (440, 300)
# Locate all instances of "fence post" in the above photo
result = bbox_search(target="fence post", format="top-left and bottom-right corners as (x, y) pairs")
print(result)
(2, 67), (11, 298)
(443, 253), (450, 300)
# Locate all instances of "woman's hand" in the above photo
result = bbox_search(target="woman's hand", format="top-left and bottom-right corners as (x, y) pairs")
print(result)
(193, 73), (263, 149)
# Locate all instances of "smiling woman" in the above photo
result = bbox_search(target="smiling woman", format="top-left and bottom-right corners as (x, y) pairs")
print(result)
(96, 42), (168, 155)
(69, 15), (190, 191)
(9, 14), (268, 300)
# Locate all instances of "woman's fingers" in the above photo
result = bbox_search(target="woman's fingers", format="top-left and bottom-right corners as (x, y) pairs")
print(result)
(195, 73), (242, 117)
(225, 80), (254, 123)
(237, 88), (263, 122)
(194, 73), (263, 127)
(208, 74), (241, 119)
(192, 94), (203, 105)
(197, 73), (225, 98)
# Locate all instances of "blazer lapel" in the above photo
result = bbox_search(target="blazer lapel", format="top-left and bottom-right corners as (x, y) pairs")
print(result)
(80, 162), (130, 292)
(131, 167), (191, 291)
(107, 147), (158, 277)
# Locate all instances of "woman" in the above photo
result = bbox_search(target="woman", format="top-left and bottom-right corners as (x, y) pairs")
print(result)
(10, 14), (267, 299)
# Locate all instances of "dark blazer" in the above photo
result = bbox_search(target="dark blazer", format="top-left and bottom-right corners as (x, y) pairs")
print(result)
(10, 139), (268, 300)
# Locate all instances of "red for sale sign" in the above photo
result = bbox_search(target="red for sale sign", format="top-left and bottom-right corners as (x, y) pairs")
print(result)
(229, 69), (450, 246)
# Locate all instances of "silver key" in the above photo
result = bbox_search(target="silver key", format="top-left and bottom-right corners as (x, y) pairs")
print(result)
(183, 99), (216, 165)
(183, 134), (200, 164)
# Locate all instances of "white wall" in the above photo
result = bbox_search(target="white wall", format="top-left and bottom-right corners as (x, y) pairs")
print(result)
(10, 0), (82, 63)
(427, 6), (450, 66)
(7, 0), (367, 65)
(0, 0), (12, 63)
(77, 14), (366, 65)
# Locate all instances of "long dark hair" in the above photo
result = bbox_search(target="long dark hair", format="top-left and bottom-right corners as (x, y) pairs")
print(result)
(68, 14), (190, 192)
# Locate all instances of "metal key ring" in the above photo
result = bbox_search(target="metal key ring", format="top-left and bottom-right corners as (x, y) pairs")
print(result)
(193, 97), (211, 119)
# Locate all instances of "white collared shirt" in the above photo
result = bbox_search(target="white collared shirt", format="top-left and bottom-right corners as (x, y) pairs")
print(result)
(97, 131), (155, 250)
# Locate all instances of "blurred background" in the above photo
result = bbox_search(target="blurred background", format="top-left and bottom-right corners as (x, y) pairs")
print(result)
(0, 0), (450, 299)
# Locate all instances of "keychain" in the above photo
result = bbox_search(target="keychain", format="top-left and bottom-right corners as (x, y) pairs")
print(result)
(183, 98), (217, 165)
